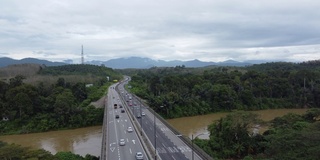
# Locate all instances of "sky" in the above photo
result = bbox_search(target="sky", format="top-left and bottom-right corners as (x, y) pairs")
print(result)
(1, 0), (320, 63)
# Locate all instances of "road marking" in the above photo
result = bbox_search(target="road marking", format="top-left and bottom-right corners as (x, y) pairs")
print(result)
(172, 155), (176, 160)
(110, 147), (115, 152)
(173, 146), (179, 152)
(168, 147), (174, 153)
(130, 148), (132, 154)
(132, 139), (136, 144)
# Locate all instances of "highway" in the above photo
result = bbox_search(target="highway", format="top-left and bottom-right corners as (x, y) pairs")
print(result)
(104, 83), (148, 160)
(101, 77), (209, 160)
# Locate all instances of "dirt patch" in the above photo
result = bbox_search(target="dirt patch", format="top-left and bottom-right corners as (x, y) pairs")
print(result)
(90, 96), (107, 108)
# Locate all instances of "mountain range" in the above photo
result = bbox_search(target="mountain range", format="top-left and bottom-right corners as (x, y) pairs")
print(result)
(0, 57), (267, 69)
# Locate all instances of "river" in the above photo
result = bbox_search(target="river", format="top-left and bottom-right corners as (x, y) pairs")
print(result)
(0, 109), (308, 156)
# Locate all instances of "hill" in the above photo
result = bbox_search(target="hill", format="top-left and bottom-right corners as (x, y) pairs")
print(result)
(0, 57), (66, 67)
(87, 57), (255, 68)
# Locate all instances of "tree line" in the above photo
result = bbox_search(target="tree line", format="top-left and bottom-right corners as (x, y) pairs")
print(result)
(0, 64), (119, 135)
(128, 61), (320, 118)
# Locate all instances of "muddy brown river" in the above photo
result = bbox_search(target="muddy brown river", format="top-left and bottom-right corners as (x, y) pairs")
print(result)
(0, 109), (308, 156)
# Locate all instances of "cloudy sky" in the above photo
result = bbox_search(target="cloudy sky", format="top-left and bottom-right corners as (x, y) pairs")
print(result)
(1, 0), (320, 63)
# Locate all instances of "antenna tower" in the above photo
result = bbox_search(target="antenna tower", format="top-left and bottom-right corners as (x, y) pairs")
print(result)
(81, 45), (84, 64)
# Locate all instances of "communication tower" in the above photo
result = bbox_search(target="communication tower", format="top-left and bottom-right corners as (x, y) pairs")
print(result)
(81, 45), (84, 64)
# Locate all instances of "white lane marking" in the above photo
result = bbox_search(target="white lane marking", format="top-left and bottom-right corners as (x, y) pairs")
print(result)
(110, 147), (115, 152)
(172, 155), (176, 160)
(132, 139), (136, 144)
(130, 148), (132, 154)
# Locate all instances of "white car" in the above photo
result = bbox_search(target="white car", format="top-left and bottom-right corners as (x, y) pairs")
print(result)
(127, 127), (133, 132)
(119, 139), (125, 146)
(141, 112), (145, 116)
(135, 152), (143, 159)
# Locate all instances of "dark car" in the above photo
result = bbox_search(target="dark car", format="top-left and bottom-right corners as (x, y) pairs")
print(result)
(115, 115), (119, 119)
(121, 109), (125, 113)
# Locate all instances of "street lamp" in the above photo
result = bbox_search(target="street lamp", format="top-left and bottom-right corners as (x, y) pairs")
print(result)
(192, 132), (209, 160)
(139, 98), (142, 136)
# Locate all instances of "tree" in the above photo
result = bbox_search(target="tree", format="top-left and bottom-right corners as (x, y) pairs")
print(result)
(211, 84), (238, 111)
(204, 112), (263, 159)
(53, 89), (77, 126)
(9, 75), (25, 88)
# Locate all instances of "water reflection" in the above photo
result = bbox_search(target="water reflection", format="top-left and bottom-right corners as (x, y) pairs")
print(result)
(167, 109), (308, 139)
(0, 126), (102, 157)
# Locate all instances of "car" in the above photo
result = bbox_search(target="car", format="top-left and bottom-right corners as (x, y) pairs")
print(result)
(120, 105), (123, 108)
(127, 127), (133, 132)
(121, 109), (125, 113)
(135, 152), (143, 159)
(141, 112), (145, 116)
(119, 139), (125, 146)
(136, 114), (141, 118)
(115, 115), (119, 119)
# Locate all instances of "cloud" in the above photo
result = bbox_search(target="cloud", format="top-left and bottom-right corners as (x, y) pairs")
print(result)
(0, 0), (320, 63)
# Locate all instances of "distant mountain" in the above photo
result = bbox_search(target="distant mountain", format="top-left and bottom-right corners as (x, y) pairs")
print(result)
(0, 57), (66, 67)
(87, 57), (259, 69)
(0, 56), (265, 69)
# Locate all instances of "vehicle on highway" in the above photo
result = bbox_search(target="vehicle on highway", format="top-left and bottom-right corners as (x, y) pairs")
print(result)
(114, 104), (117, 109)
(115, 115), (119, 119)
(121, 109), (125, 113)
(135, 152), (143, 159)
(127, 127), (133, 132)
(120, 105), (123, 108)
(136, 114), (141, 118)
(119, 139), (125, 146)
(141, 112), (145, 116)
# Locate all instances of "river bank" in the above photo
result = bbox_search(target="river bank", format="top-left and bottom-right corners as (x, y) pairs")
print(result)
(0, 108), (309, 156)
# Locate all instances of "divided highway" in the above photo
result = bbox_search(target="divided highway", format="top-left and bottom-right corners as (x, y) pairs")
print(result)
(101, 77), (210, 160)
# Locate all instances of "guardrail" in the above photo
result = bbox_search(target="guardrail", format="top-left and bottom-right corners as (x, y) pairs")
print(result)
(100, 95), (108, 160)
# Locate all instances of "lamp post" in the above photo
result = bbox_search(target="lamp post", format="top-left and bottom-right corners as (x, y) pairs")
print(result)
(139, 98), (142, 136)
(192, 132), (209, 160)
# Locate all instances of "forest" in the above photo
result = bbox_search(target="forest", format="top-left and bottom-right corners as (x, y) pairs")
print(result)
(0, 64), (120, 135)
(127, 60), (320, 118)
(125, 60), (320, 159)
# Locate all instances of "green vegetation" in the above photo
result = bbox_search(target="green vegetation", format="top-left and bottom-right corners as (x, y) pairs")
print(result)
(0, 64), (121, 135)
(0, 141), (99, 160)
(194, 109), (320, 159)
(128, 60), (320, 118)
